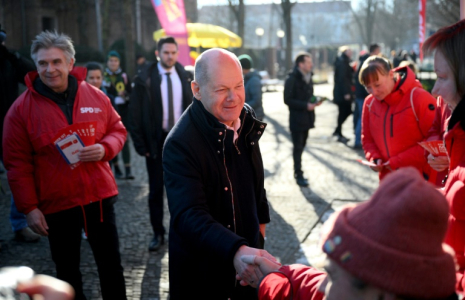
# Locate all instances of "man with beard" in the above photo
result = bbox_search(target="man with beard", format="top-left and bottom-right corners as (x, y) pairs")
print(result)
(129, 36), (192, 251)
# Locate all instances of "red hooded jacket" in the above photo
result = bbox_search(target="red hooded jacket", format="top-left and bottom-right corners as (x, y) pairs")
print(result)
(3, 67), (126, 215)
(258, 265), (325, 300)
(362, 66), (436, 180)
(425, 96), (451, 186)
(443, 121), (465, 292)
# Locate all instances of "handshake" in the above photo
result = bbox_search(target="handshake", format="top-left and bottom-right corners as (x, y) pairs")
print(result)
(233, 245), (282, 288)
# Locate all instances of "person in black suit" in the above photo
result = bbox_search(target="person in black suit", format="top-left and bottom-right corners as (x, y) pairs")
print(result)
(129, 37), (192, 251)
(284, 52), (322, 187)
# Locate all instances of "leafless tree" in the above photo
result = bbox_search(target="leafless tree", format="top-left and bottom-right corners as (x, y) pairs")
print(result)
(281, 0), (295, 70)
(123, 0), (135, 77)
(227, 0), (245, 48)
(347, 0), (382, 47)
(428, 0), (460, 28)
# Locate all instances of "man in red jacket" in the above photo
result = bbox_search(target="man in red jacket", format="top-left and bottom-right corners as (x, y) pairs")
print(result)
(241, 168), (458, 300)
(2, 31), (127, 300)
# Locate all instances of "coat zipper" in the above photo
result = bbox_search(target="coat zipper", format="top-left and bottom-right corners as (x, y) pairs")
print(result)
(390, 114), (393, 138)
(221, 129), (237, 235)
(383, 107), (391, 158)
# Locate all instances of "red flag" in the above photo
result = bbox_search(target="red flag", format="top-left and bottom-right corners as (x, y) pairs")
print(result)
(151, 0), (190, 66)
(419, 0), (426, 62)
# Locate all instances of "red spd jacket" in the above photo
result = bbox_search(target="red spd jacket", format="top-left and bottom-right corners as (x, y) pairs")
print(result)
(258, 265), (325, 300)
(425, 96), (451, 186)
(3, 67), (126, 215)
(443, 122), (465, 292)
(362, 67), (436, 180)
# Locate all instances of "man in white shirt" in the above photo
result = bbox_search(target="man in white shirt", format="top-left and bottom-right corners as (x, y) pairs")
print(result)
(129, 36), (192, 251)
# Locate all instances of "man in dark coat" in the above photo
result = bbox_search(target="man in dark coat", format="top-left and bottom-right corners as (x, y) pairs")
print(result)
(129, 36), (192, 251)
(353, 44), (380, 149)
(284, 53), (322, 187)
(0, 25), (40, 247)
(238, 54), (264, 120)
(333, 46), (354, 143)
(163, 48), (275, 299)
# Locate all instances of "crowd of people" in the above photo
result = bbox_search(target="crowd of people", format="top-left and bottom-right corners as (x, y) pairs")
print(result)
(0, 15), (465, 300)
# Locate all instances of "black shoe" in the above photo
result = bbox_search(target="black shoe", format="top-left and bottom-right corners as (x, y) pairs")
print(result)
(295, 176), (309, 187)
(114, 165), (123, 179)
(125, 166), (135, 180)
(148, 235), (165, 251)
(337, 135), (350, 144)
(353, 144), (363, 150)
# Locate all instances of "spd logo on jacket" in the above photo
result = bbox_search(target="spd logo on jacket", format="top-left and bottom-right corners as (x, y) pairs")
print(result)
(81, 107), (103, 114)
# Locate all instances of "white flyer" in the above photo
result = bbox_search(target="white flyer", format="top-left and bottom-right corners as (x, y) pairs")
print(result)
(55, 133), (85, 165)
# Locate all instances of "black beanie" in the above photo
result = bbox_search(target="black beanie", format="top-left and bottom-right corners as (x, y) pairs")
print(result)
(238, 54), (253, 70)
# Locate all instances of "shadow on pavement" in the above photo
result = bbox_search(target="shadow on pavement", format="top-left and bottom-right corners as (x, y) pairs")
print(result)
(265, 203), (301, 265)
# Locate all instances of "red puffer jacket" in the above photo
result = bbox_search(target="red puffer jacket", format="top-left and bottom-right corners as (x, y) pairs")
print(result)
(3, 67), (126, 215)
(258, 265), (325, 300)
(443, 121), (465, 293)
(425, 96), (451, 186)
(361, 67), (436, 181)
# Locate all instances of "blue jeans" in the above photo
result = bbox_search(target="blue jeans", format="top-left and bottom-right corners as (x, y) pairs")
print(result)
(10, 196), (28, 232)
(354, 98), (365, 147)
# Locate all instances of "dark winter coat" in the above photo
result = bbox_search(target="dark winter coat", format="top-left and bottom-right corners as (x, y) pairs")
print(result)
(443, 95), (465, 292)
(244, 70), (264, 120)
(0, 45), (35, 158)
(163, 98), (270, 299)
(354, 53), (369, 99)
(333, 52), (354, 104)
(129, 61), (192, 159)
(284, 67), (315, 132)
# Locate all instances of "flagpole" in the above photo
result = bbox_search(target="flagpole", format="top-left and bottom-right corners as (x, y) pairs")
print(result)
(461, 0), (465, 20)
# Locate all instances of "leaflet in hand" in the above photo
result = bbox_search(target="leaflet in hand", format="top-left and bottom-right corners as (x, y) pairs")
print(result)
(51, 121), (97, 146)
(418, 140), (447, 156)
(55, 133), (84, 165)
(356, 159), (377, 167)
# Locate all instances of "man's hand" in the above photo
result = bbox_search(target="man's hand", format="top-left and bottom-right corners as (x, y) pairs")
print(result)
(241, 255), (281, 277)
(370, 159), (384, 172)
(26, 209), (49, 236)
(16, 274), (75, 300)
(307, 103), (317, 111)
(428, 154), (449, 172)
(78, 144), (105, 162)
(233, 245), (280, 288)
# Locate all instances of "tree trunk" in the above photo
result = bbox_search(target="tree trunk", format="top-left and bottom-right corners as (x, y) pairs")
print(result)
(228, 0), (245, 49)
(102, 0), (111, 51)
(123, 0), (135, 78)
(77, 0), (88, 46)
(281, 0), (295, 71)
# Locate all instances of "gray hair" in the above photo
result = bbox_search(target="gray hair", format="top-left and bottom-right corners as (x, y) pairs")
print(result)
(31, 31), (75, 65)
(194, 54), (209, 86)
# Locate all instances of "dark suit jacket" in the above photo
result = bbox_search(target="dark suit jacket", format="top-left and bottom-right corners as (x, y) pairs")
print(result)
(129, 61), (192, 158)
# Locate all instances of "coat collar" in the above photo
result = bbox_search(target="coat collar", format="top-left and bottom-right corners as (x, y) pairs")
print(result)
(190, 98), (267, 145)
(25, 66), (87, 91)
(382, 66), (421, 106)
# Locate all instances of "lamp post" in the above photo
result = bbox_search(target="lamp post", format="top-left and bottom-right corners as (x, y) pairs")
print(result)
(276, 29), (285, 77)
(255, 27), (264, 48)
(255, 27), (265, 70)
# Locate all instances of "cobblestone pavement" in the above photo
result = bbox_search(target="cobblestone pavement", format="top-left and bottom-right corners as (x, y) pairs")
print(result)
(0, 83), (379, 299)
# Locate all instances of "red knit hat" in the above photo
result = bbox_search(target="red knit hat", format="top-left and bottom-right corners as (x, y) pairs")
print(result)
(322, 167), (456, 298)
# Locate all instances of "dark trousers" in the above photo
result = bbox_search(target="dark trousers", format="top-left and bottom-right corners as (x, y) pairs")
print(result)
(334, 100), (353, 135)
(291, 130), (309, 177)
(45, 198), (127, 300)
(113, 103), (131, 166)
(146, 132), (168, 236)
